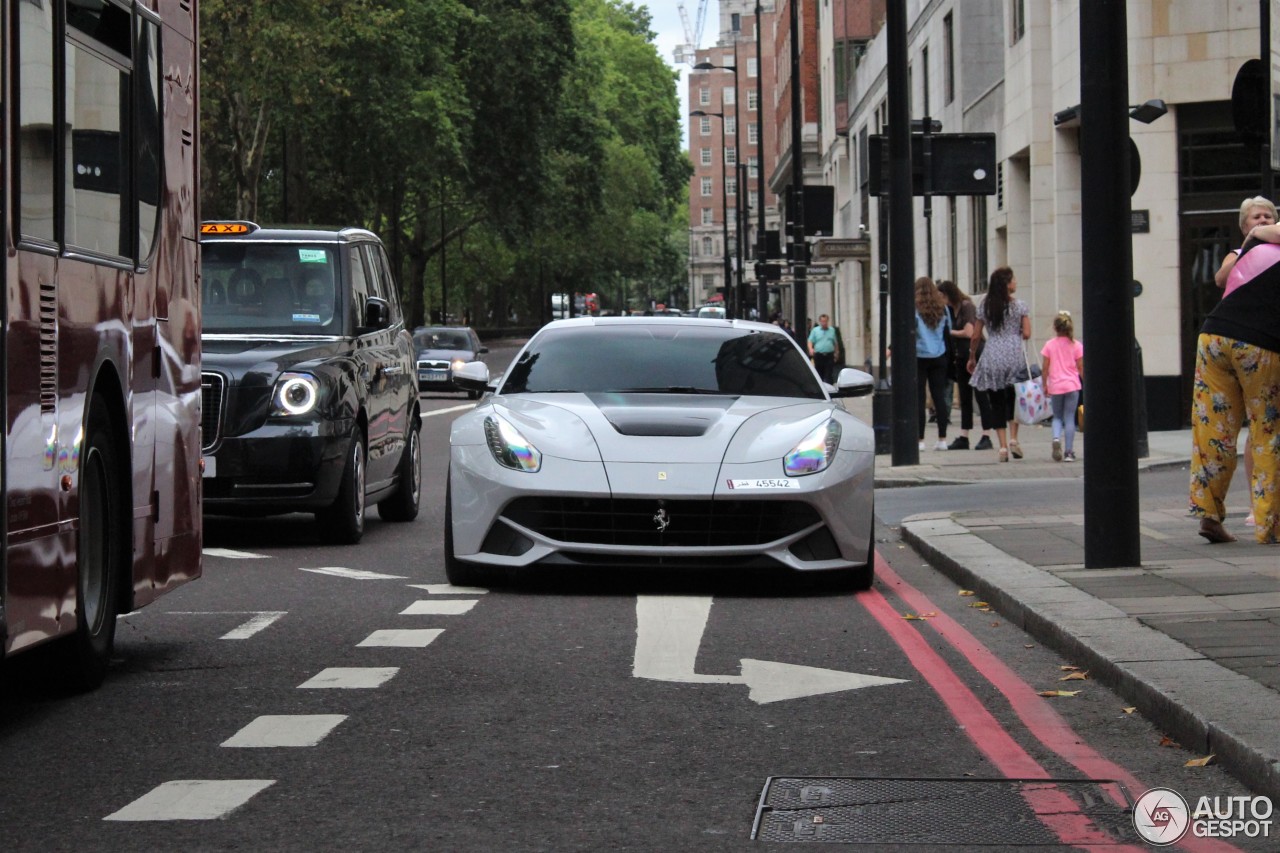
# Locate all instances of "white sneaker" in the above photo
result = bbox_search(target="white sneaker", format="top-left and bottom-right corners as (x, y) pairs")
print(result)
(918, 441), (926, 451)
(1052, 437), (1063, 462)
(935, 440), (948, 451)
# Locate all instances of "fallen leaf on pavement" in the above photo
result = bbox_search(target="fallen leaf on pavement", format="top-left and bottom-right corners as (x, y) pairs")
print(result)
(1059, 665), (1080, 671)
(1024, 644), (1035, 649)
(967, 601), (990, 608)
(959, 590), (975, 597)
(1185, 755), (1215, 767)
(1059, 671), (1089, 681)
(1122, 707), (1137, 714)
(1158, 736), (1179, 748)
(1038, 690), (1081, 698)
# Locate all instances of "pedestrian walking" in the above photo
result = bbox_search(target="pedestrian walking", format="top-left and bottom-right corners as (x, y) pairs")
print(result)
(1190, 214), (1280, 544)
(914, 278), (951, 450)
(1210, 195), (1277, 528)
(808, 314), (840, 383)
(966, 267), (1031, 463)
(1040, 311), (1084, 462)
(937, 280), (992, 450)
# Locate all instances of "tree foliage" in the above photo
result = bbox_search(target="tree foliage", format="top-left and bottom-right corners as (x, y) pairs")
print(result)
(199, 0), (691, 325)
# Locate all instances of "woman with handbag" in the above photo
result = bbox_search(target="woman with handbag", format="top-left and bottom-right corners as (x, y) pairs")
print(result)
(938, 280), (992, 450)
(966, 267), (1031, 462)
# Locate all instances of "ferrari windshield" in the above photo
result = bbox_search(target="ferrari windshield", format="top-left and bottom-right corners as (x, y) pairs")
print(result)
(202, 242), (342, 335)
(501, 324), (825, 399)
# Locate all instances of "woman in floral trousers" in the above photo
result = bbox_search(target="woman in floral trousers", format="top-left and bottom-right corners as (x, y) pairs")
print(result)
(1190, 222), (1280, 544)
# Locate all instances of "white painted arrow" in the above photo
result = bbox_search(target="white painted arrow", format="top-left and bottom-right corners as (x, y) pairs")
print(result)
(633, 596), (906, 704)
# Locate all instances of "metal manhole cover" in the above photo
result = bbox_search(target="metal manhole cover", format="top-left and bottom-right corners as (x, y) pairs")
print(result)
(752, 777), (1136, 845)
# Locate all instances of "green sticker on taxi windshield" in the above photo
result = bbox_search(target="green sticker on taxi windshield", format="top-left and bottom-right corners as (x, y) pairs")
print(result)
(298, 249), (327, 263)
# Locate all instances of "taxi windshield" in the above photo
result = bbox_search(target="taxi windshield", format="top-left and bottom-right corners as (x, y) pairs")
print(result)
(202, 243), (342, 335)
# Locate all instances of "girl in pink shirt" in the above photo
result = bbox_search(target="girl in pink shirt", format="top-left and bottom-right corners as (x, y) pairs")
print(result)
(1040, 312), (1084, 462)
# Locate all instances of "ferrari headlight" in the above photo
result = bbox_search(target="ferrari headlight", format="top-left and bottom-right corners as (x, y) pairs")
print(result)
(273, 373), (321, 416)
(783, 419), (842, 476)
(450, 358), (467, 372)
(484, 414), (542, 472)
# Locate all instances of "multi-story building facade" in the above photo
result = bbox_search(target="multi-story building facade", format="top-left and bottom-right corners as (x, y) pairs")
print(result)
(686, 2), (779, 314)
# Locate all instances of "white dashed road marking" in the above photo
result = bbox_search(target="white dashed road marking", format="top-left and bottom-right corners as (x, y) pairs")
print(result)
(298, 667), (399, 689)
(104, 780), (276, 821)
(221, 715), (348, 748)
(165, 611), (287, 640)
(400, 599), (478, 616)
(300, 566), (407, 580)
(421, 404), (475, 418)
(408, 583), (488, 595)
(357, 628), (444, 648)
(202, 548), (269, 559)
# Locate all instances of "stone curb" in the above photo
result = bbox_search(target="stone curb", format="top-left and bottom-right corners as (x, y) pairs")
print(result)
(900, 515), (1280, 802)
(874, 456), (1188, 489)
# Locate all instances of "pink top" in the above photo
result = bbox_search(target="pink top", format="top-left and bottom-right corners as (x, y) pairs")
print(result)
(1225, 243), (1280, 296)
(1040, 336), (1084, 395)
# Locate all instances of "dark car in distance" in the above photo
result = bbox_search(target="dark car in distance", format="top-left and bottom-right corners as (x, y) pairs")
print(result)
(199, 221), (421, 543)
(414, 326), (488, 398)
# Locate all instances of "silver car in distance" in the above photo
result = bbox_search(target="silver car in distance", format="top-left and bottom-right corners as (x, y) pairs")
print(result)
(446, 317), (877, 587)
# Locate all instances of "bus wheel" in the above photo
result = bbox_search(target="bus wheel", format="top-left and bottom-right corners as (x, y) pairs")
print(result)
(64, 403), (123, 691)
(318, 428), (366, 544)
(378, 421), (421, 522)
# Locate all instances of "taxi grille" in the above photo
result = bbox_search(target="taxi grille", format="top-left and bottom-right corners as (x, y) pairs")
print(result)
(201, 373), (225, 452)
(501, 497), (821, 547)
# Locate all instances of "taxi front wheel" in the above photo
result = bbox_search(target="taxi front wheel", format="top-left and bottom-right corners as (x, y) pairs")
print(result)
(317, 428), (366, 544)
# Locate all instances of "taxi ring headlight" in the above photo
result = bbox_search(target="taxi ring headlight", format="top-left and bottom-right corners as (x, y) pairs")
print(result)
(274, 373), (320, 416)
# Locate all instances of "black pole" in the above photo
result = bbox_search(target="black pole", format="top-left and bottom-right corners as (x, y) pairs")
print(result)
(755, 0), (769, 321)
(721, 115), (732, 312)
(732, 45), (744, 319)
(1263, 0), (1275, 199)
(789, 0), (807, 334)
(1080, 0), (1140, 567)
(439, 176), (447, 324)
(922, 116), (934, 277)
(737, 162), (749, 317)
(872, 196), (892, 454)
(887, 1), (918, 466)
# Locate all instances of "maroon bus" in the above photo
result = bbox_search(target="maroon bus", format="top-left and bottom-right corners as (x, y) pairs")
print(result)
(2, 0), (201, 688)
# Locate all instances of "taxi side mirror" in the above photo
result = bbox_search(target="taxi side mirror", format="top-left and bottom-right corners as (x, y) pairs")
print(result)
(362, 297), (391, 332)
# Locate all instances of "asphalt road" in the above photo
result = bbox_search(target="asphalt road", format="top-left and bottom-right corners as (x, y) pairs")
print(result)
(0, 342), (1266, 851)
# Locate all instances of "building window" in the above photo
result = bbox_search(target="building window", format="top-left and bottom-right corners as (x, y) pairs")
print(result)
(747, 57), (758, 77)
(943, 13), (955, 105)
(1011, 0), (1025, 44)
(702, 208), (713, 225)
(748, 90), (758, 111)
(727, 177), (737, 195)
(700, 88), (710, 105)
(701, 177), (713, 196)
(748, 156), (759, 178)
(701, 148), (712, 166)
(996, 161), (1004, 210)
(834, 42), (848, 99)
(731, 12), (740, 32)
(725, 148), (737, 166)
(726, 116), (737, 135)
(748, 122), (759, 145)
(700, 116), (712, 135)
(703, 274), (716, 291)
(971, 197), (989, 291)
(702, 236), (714, 254)
(724, 87), (735, 105)
(921, 46), (930, 116)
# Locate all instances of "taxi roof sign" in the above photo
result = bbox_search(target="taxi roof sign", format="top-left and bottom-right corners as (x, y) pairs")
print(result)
(200, 221), (259, 235)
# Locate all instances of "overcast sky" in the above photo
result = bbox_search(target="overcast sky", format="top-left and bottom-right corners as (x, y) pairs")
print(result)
(644, 2), (695, 149)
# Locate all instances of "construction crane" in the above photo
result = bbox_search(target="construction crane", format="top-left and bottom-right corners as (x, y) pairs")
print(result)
(673, 0), (709, 65)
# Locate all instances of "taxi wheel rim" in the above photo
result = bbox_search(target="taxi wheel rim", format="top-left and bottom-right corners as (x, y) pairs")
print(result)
(410, 430), (421, 506)
(354, 442), (365, 530)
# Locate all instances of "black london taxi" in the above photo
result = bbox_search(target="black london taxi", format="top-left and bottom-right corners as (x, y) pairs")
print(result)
(199, 221), (420, 543)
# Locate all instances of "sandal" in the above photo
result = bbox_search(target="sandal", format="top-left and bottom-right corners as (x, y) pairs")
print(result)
(1198, 519), (1237, 544)
(1009, 440), (1023, 459)
(998, 448), (1009, 463)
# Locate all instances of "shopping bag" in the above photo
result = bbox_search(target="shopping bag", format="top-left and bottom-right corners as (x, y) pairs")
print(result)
(1014, 347), (1050, 425)
(1014, 376), (1051, 424)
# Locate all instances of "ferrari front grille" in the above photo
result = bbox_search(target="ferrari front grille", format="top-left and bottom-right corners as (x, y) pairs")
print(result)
(501, 497), (821, 547)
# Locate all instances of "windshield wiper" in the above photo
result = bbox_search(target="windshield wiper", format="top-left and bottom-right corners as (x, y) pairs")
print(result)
(612, 386), (727, 395)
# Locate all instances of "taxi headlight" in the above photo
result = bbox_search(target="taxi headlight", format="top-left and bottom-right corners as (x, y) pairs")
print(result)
(783, 419), (841, 476)
(484, 414), (541, 472)
(273, 373), (321, 416)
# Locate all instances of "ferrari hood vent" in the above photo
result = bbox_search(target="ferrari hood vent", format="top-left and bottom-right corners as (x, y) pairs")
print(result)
(586, 392), (734, 437)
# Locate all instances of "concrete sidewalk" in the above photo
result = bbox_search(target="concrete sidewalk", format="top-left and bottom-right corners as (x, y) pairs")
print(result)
(851, 395), (1280, 801)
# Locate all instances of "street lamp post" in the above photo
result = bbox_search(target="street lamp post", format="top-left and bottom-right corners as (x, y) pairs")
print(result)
(755, 0), (768, 321)
(692, 109), (732, 313)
